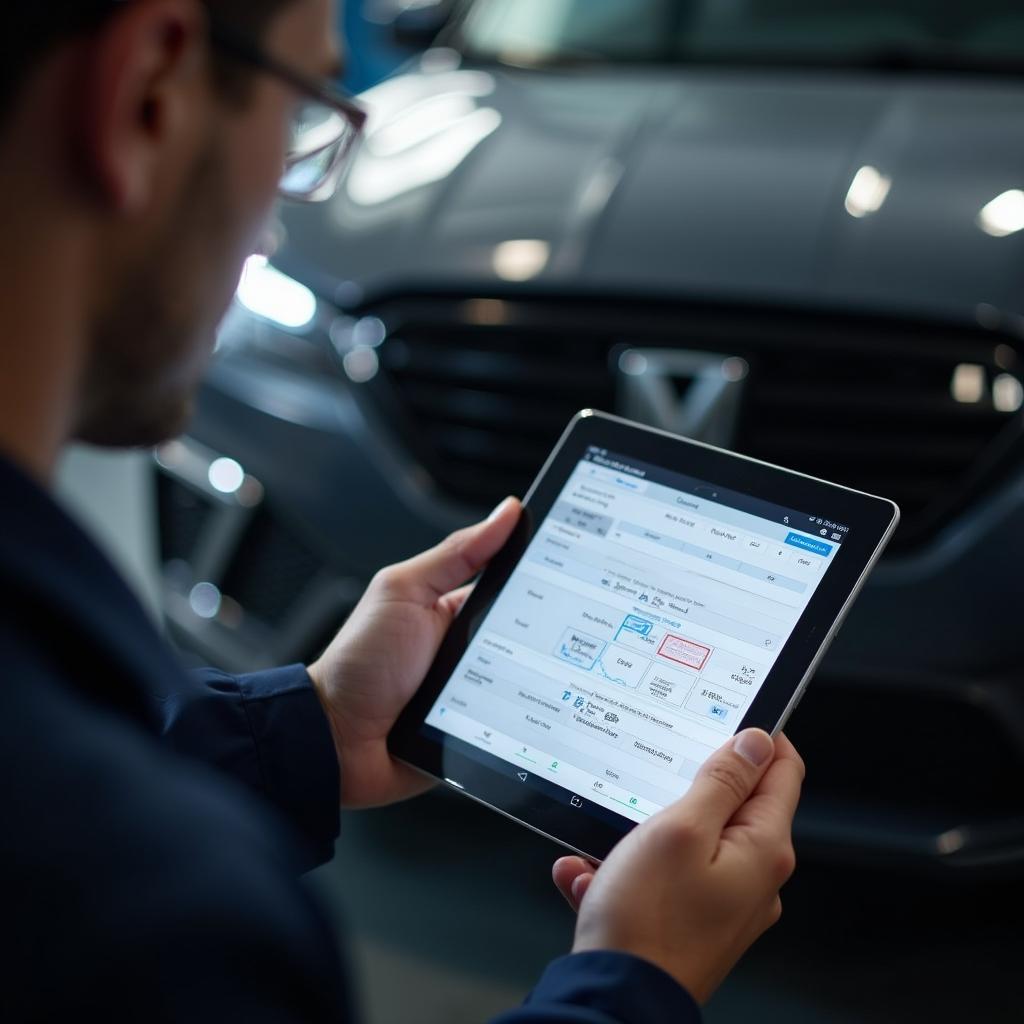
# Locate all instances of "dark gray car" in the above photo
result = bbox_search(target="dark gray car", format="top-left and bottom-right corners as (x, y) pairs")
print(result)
(157, 0), (1024, 871)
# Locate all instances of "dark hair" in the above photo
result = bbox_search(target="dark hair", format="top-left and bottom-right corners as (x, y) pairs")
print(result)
(1, 1), (296, 115)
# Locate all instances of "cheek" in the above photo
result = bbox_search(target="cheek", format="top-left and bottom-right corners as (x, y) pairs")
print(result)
(193, 96), (291, 321)
(249, 97), (292, 198)
(224, 99), (291, 247)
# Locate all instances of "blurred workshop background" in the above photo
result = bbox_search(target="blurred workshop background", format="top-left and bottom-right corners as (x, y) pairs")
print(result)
(61, 1), (1024, 1021)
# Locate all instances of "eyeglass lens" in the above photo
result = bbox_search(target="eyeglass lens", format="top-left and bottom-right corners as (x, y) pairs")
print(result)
(280, 102), (360, 201)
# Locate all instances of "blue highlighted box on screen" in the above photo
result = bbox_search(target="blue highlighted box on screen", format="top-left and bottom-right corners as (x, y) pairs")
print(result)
(784, 532), (833, 557)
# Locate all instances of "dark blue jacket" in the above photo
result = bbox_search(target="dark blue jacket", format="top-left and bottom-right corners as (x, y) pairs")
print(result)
(0, 455), (699, 1023)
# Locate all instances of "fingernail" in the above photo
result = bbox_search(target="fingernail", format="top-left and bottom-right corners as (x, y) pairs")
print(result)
(571, 874), (587, 903)
(488, 496), (515, 521)
(733, 729), (774, 767)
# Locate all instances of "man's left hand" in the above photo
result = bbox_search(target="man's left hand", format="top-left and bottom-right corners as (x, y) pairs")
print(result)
(307, 497), (521, 808)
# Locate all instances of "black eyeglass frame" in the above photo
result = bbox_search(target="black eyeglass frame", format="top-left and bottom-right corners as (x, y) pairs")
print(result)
(208, 20), (368, 197)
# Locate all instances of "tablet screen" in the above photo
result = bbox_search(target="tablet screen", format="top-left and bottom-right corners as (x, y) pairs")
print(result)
(422, 445), (850, 824)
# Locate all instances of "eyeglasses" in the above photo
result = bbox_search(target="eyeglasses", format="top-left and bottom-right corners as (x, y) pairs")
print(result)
(209, 21), (368, 203)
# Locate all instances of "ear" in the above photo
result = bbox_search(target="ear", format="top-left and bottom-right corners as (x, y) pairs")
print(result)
(75, 0), (209, 213)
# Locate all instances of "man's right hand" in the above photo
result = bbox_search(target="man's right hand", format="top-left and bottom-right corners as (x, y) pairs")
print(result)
(552, 729), (804, 1005)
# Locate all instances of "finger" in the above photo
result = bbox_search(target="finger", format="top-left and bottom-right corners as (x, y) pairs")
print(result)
(725, 739), (805, 847)
(552, 856), (594, 913)
(571, 872), (595, 908)
(674, 729), (776, 837)
(437, 583), (474, 620)
(731, 733), (805, 828)
(389, 497), (521, 601)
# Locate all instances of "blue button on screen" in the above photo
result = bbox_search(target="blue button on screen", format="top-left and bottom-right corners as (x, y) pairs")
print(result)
(784, 532), (833, 557)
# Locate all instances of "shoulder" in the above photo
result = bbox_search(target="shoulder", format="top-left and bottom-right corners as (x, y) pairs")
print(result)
(0, 629), (348, 1021)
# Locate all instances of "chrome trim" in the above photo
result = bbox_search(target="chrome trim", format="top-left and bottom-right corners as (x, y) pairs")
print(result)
(615, 348), (748, 448)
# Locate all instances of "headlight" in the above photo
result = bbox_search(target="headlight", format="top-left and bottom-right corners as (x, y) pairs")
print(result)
(235, 255), (317, 331)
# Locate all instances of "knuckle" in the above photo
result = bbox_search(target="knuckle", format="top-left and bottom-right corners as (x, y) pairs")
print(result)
(653, 813), (702, 850)
(441, 528), (467, 554)
(705, 760), (752, 804)
(441, 529), (473, 568)
(768, 896), (783, 926)
(773, 844), (797, 884)
(371, 564), (403, 595)
(372, 565), (396, 588)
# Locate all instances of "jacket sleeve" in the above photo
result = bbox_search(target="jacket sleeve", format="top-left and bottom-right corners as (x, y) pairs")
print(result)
(490, 952), (702, 1024)
(155, 663), (340, 871)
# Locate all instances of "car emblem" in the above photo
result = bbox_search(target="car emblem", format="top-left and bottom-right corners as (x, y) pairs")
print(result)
(615, 348), (748, 447)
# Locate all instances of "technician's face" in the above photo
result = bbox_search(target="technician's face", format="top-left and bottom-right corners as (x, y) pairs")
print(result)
(78, 0), (338, 447)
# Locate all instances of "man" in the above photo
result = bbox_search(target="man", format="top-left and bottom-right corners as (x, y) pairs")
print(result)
(0, 1), (805, 1020)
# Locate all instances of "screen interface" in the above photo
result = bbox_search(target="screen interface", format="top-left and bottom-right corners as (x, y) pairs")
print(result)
(424, 447), (848, 825)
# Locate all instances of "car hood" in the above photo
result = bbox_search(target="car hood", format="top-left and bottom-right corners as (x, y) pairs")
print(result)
(277, 57), (1024, 319)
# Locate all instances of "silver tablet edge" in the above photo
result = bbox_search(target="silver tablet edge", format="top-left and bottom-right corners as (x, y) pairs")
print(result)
(572, 408), (902, 509)
(393, 754), (604, 862)
(768, 497), (900, 735)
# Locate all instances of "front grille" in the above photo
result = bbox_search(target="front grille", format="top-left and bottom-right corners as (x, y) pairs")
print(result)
(378, 319), (615, 504)
(156, 474), (215, 566)
(220, 509), (324, 627)
(364, 294), (1023, 551)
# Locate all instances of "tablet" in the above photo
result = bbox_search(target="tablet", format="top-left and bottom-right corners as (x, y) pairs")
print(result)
(389, 410), (899, 860)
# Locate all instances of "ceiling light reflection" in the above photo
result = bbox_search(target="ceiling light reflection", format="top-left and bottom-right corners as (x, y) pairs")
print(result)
(844, 165), (892, 218)
(951, 363), (985, 404)
(347, 107), (501, 206)
(359, 70), (495, 125)
(368, 93), (480, 158)
(978, 189), (1024, 238)
(492, 239), (550, 282)
(346, 71), (500, 207)
(993, 373), (1024, 413)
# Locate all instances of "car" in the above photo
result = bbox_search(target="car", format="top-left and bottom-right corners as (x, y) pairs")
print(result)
(340, 0), (441, 93)
(155, 0), (1024, 872)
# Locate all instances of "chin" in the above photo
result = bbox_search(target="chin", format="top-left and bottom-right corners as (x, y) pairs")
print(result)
(75, 393), (196, 450)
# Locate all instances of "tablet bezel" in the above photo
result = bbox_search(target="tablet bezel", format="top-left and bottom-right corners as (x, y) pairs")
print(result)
(388, 409), (899, 861)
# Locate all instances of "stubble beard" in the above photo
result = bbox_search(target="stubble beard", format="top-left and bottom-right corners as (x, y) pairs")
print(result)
(75, 144), (239, 449)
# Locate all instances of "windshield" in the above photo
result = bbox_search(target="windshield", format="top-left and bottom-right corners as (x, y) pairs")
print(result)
(458, 0), (1024, 68)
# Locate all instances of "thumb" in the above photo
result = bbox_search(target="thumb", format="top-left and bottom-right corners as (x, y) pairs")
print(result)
(552, 856), (595, 914)
(388, 497), (522, 600)
(679, 729), (776, 835)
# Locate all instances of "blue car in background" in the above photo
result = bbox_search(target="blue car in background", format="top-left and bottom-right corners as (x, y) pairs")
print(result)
(156, 0), (1024, 873)
(340, 0), (413, 92)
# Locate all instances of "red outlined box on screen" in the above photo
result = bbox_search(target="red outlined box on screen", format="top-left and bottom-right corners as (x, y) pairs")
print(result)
(657, 634), (712, 671)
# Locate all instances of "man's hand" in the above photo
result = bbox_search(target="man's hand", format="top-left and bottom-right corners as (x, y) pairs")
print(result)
(552, 730), (804, 1005)
(307, 497), (521, 809)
